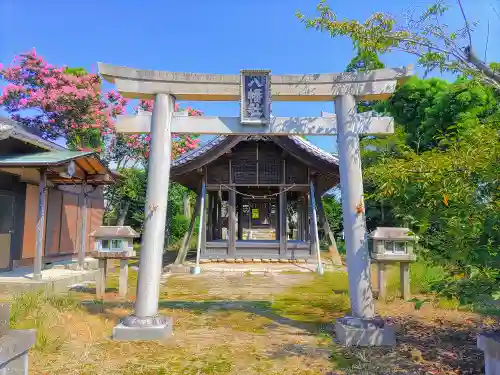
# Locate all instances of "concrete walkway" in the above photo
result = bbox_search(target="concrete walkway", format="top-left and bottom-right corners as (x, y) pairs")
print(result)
(0, 260), (99, 294)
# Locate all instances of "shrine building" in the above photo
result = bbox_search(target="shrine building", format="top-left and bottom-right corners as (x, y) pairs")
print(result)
(170, 134), (339, 260)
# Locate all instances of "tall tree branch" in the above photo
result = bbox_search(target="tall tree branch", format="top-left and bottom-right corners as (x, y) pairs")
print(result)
(465, 46), (500, 86)
(457, 0), (473, 47)
(484, 20), (490, 62)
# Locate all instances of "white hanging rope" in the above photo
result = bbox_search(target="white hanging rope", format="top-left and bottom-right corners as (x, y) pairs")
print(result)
(219, 183), (296, 199)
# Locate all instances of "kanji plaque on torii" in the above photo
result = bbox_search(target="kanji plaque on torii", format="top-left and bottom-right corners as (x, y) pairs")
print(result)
(240, 70), (271, 126)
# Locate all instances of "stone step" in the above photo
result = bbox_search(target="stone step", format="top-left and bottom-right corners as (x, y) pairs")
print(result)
(44, 258), (99, 271)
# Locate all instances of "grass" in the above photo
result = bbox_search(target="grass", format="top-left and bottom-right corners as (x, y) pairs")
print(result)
(118, 347), (234, 375)
(381, 260), (500, 317)
(272, 272), (350, 325)
(5, 265), (500, 375)
(9, 292), (81, 353)
(381, 260), (447, 301)
(106, 268), (138, 292)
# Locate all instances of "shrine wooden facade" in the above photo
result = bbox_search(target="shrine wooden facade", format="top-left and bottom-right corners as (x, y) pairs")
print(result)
(171, 135), (339, 260)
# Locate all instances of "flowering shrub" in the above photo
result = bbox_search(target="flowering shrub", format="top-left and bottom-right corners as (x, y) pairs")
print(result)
(0, 49), (126, 150)
(125, 100), (201, 160)
(0, 49), (200, 160)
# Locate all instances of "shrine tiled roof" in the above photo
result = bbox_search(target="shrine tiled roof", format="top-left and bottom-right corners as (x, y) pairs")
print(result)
(173, 135), (230, 167)
(287, 136), (339, 165)
(172, 135), (339, 168)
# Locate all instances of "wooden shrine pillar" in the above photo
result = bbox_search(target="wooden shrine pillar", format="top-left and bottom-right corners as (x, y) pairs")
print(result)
(299, 193), (309, 241)
(309, 188), (316, 253)
(33, 169), (47, 281)
(201, 182), (207, 254)
(279, 160), (287, 254)
(296, 196), (302, 241)
(279, 188), (287, 255)
(309, 180), (324, 274)
(206, 193), (211, 241)
(212, 193), (218, 240)
(206, 193), (214, 241)
(237, 194), (243, 240)
(228, 189), (236, 256)
(227, 159), (236, 256)
(216, 195), (222, 240)
(194, 180), (207, 271)
(213, 194), (219, 240)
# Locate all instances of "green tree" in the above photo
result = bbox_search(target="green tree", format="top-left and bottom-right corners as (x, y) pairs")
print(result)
(299, 2), (500, 300)
(297, 1), (500, 88)
(105, 168), (147, 226)
(322, 194), (343, 235)
(345, 48), (385, 113)
(345, 48), (384, 73)
(364, 125), (500, 269)
(382, 77), (500, 152)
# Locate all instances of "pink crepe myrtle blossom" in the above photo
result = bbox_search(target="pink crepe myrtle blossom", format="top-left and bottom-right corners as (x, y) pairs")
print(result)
(0, 50), (201, 160)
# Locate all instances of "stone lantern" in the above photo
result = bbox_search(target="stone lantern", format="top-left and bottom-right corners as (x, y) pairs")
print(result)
(90, 226), (139, 257)
(369, 227), (417, 300)
(89, 226), (139, 299)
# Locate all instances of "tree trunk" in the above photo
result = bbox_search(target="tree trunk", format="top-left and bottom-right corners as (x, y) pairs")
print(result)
(175, 193), (201, 265)
(117, 200), (130, 226)
(314, 188), (343, 266)
(183, 192), (191, 219)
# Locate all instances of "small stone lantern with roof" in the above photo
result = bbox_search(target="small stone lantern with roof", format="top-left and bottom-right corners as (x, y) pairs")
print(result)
(89, 226), (139, 299)
(90, 226), (139, 257)
(369, 227), (417, 300)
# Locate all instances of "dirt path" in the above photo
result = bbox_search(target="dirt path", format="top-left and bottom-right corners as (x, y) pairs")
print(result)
(24, 270), (498, 375)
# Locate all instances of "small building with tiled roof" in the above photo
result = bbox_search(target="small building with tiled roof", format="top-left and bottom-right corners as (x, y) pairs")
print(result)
(0, 117), (114, 274)
(171, 135), (339, 261)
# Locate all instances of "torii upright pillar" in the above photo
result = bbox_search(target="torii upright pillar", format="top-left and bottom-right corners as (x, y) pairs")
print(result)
(113, 93), (175, 340)
(336, 95), (374, 319)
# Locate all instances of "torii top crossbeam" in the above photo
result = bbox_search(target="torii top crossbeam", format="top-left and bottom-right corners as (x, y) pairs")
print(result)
(98, 63), (412, 101)
(98, 64), (412, 136)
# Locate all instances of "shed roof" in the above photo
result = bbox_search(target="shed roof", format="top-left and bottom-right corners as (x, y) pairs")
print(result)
(0, 117), (65, 151)
(90, 226), (140, 238)
(369, 227), (417, 241)
(0, 150), (115, 185)
(0, 150), (92, 165)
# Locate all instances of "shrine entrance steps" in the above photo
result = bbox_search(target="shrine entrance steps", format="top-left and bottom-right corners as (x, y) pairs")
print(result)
(165, 260), (345, 274)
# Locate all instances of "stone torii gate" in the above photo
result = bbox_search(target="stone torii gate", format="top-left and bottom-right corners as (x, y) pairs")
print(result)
(98, 63), (412, 343)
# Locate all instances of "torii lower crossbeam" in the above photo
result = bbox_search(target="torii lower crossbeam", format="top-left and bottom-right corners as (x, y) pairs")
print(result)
(115, 112), (394, 136)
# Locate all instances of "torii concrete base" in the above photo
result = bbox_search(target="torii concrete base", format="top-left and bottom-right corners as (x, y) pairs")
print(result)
(478, 332), (500, 375)
(113, 317), (173, 341)
(335, 316), (396, 347)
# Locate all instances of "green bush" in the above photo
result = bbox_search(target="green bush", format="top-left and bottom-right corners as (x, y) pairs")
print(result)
(336, 240), (346, 254)
(383, 260), (446, 300)
(430, 266), (500, 305)
(169, 214), (190, 243)
(410, 261), (446, 294)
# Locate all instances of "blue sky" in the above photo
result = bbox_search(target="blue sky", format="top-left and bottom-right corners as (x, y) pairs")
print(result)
(1, 0), (498, 153)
